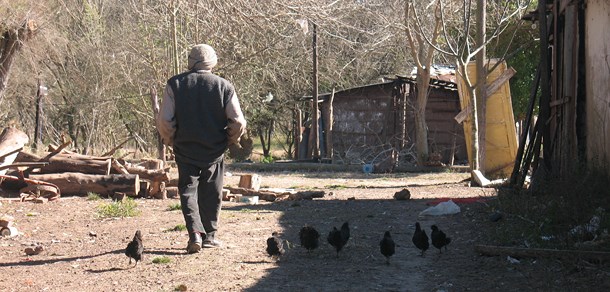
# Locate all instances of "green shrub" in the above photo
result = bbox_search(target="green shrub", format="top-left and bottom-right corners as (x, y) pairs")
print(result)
(166, 224), (187, 232)
(152, 256), (171, 264)
(96, 198), (140, 218)
(87, 192), (102, 201)
(261, 155), (274, 163)
(167, 202), (181, 211)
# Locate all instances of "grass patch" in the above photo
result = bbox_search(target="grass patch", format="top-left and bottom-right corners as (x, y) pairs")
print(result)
(96, 198), (140, 218)
(167, 202), (181, 211)
(152, 256), (171, 264)
(326, 184), (348, 190)
(166, 224), (187, 232)
(87, 192), (102, 201)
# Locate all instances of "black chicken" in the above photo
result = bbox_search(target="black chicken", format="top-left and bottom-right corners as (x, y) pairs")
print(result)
(412, 222), (429, 257)
(379, 231), (395, 264)
(431, 225), (451, 253)
(327, 227), (345, 257)
(340, 221), (350, 246)
(266, 232), (285, 258)
(299, 225), (320, 253)
(125, 230), (143, 267)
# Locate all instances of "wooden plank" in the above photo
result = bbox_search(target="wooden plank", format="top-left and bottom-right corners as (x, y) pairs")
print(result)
(454, 67), (516, 124)
(475, 244), (610, 262)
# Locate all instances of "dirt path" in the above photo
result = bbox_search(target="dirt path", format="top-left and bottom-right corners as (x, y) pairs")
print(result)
(1, 171), (605, 291)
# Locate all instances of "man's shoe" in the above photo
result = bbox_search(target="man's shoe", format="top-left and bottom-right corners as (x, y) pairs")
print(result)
(186, 232), (203, 254)
(202, 239), (222, 248)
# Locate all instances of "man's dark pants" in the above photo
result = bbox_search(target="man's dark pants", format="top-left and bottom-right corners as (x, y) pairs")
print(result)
(177, 159), (224, 242)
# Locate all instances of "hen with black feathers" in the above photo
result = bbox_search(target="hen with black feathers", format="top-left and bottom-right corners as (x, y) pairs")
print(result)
(125, 230), (143, 267)
(327, 227), (345, 257)
(340, 222), (350, 246)
(431, 225), (451, 253)
(266, 232), (285, 258)
(379, 231), (395, 264)
(299, 225), (320, 253)
(412, 222), (429, 257)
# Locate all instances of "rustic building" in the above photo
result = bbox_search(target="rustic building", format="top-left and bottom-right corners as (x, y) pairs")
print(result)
(298, 73), (467, 171)
(512, 0), (610, 186)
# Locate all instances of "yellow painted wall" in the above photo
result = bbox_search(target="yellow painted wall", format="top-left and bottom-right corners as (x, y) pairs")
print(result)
(456, 60), (518, 178)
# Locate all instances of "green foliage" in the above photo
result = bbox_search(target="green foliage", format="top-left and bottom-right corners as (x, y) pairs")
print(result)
(166, 224), (187, 232)
(96, 198), (140, 218)
(152, 256), (171, 264)
(167, 202), (181, 211)
(87, 192), (102, 201)
(485, 2), (540, 120)
(261, 155), (275, 163)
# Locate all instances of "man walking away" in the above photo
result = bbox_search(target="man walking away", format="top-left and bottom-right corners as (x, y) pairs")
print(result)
(157, 44), (246, 253)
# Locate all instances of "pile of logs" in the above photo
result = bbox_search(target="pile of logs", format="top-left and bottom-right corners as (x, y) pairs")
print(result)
(14, 147), (170, 199)
(225, 174), (326, 202)
(0, 127), (171, 200)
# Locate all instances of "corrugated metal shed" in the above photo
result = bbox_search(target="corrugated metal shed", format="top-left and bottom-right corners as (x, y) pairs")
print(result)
(299, 76), (467, 169)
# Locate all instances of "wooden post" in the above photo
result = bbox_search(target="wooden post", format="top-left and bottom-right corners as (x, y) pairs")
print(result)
(311, 21), (320, 160)
(538, 0), (552, 171)
(34, 80), (46, 149)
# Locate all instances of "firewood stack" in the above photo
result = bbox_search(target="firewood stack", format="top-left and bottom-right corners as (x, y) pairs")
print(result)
(0, 128), (171, 199)
(14, 147), (171, 199)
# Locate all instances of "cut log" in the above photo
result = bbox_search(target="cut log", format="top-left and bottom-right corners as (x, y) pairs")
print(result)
(226, 186), (287, 201)
(474, 245), (610, 263)
(27, 173), (139, 196)
(131, 159), (164, 170)
(111, 159), (130, 175)
(17, 152), (112, 175)
(225, 186), (325, 202)
(16, 151), (42, 162)
(166, 186), (178, 198)
(284, 191), (325, 201)
(149, 181), (167, 199)
(123, 165), (169, 182)
(138, 180), (150, 197)
(0, 127), (29, 175)
(238, 174), (261, 191)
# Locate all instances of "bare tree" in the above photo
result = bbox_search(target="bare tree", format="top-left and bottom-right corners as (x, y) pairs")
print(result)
(404, 0), (443, 164)
(412, 0), (534, 175)
(0, 1), (38, 101)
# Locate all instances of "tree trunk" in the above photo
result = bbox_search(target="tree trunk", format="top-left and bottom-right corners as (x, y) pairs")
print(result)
(18, 152), (112, 175)
(28, 173), (140, 196)
(311, 22), (320, 159)
(0, 127), (29, 175)
(149, 88), (166, 163)
(0, 19), (37, 98)
(475, 0), (487, 173)
(415, 72), (430, 164)
(294, 108), (302, 160)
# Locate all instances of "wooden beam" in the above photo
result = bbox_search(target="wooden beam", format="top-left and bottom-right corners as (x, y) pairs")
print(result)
(475, 244), (610, 263)
(454, 67), (516, 124)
